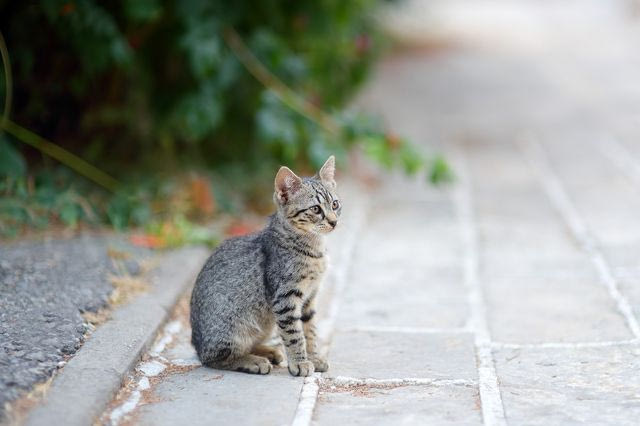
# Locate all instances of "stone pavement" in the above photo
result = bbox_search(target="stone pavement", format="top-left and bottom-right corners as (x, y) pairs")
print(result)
(95, 1), (640, 425)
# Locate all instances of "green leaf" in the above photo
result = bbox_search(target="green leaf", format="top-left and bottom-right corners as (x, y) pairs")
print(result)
(130, 202), (152, 226)
(256, 93), (297, 146)
(309, 132), (333, 168)
(0, 135), (26, 178)
(123, 0), (162, 22)
(59, 200), (80, 226)
(107, 195), (131, 230)
(429, 155), (454, 184)
(181, 23), (223, 79)
(0, 198), (29, 222)
(172, 84), (222, 141)
(363, 135), (392, 169)
(399, 142), (423, 176)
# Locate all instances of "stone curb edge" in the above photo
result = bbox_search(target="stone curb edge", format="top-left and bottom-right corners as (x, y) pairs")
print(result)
(24, 246), (210, 426)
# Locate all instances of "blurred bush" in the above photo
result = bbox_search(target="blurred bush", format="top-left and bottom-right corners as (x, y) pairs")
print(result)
(0, 0), (451, 235)
(1, 0), (382, 168)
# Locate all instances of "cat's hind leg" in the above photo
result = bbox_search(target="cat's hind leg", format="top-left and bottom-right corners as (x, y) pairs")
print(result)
(197, 314), (275, 374)
(221, 354), (272, 374)
(198, 330), (273, 375)
(200, 344), (272, 375)
(251, 344), (285, 366)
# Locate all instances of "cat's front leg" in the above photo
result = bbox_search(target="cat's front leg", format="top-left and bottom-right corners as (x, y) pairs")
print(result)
(273, 288), (314, 377)
(301, 298), (328, 372)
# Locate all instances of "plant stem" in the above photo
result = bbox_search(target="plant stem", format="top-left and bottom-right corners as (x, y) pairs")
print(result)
(0, 31), (119, 192)
(1, 119), (120, 192)
(0, 31), (12, 126)
(223, 27), (341, 136)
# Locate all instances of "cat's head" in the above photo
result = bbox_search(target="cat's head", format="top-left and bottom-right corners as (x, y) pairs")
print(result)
(273, 156), (341, 235)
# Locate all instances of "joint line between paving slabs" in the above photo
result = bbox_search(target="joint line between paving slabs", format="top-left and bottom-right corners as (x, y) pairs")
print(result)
(521, 136), (640, 339)
(290, 201), (366, 426)
(291, 374), (478, 426)
(452, 147), (508, 426)
(329, 376), (477, 387)
(342, 325), (471, 335)
(598, 135), (640, 187)
(492, 339), (639, 350)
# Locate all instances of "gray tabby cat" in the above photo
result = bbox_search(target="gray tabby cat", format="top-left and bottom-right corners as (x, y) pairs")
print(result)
(190, 156), (341, 377)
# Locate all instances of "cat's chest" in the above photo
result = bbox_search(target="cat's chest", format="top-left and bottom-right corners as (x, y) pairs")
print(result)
(297, 255), (327, 293)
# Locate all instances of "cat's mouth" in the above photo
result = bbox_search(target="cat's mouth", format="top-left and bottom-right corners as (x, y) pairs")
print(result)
(319, 224), (337, 234)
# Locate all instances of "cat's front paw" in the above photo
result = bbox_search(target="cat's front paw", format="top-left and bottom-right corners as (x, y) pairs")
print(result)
(310, 356), (328, 372)
(288, 360), (315, 377)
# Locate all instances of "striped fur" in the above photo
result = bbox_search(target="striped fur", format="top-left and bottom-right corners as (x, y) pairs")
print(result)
(190, 156), (340, 376)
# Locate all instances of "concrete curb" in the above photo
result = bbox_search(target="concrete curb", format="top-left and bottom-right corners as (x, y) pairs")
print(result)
(25, 246), (210, 426)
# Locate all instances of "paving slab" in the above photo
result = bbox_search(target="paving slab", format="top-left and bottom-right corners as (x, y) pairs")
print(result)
(464, 145), (541, 193)
(364, 200), (457, 230)
(472, 188), (562, 225)
(100, 298), (307, 426)
(484, 275), (633, 343)
(457, 137), (638, 343)
(350, 233), (461, 271)
(618, 276), (640, 327)
(494, 345), (640, 425)
(479, 256), (596, 281)
(373, 173), (455, 203)
(611, 121), (640, 163)
(460, 141), (601, 281)
(136, 368), (302, 426)
(539, 130), (640, 247)
(314, 383), (482, 426)
(350, 203), (462, 270)
(337, 264), (467, 329)
(603, 243), (640, 274)
(327, 331), (477, 381)
(476, 217), (594, 279)
(478, 221), (584, 261)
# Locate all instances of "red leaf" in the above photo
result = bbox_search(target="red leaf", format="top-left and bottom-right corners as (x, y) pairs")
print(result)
(130, 234), (166, 249)
(226, 223), (255, 237)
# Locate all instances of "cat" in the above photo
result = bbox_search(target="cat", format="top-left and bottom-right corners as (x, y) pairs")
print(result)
(190, 156), (341, 377)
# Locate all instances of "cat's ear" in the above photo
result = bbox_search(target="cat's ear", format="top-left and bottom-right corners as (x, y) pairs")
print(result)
(275, 166), (302, 204)
(318, 155), (336, 188)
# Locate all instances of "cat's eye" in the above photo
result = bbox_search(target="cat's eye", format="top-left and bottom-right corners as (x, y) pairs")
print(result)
(310, 205), (321, 214)
(332, 200), (340, 210)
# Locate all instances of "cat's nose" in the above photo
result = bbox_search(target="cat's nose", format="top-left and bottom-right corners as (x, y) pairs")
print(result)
(328, 219), (337, 228)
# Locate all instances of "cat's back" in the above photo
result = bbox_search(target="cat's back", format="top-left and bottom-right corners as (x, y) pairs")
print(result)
(196, 232), (265, 287)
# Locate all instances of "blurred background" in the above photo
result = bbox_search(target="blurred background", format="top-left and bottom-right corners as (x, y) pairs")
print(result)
(0, 0), (452, 244)
(3, 0), (640, 242)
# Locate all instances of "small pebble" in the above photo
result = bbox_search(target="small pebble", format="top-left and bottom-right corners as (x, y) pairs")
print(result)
(138, 360), (166, 377)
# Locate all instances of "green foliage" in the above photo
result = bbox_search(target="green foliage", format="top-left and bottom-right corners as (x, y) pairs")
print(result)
(0, 0), (451, 236)
(0, 164), (100, 236)
(0, 134), (25, 178)
(429, 155), (454, 184)
(2, 0), (386, 166)
(139, 215), (219, 249)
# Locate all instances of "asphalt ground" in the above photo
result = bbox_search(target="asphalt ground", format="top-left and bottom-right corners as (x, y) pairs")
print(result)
(0, 235), (148, 419)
